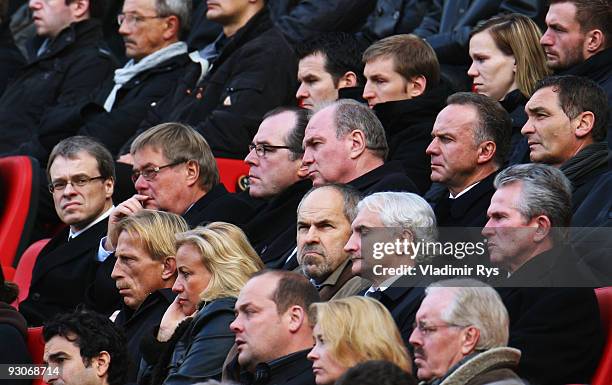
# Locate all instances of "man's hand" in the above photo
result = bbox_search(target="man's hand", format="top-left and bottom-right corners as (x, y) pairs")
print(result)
(104, 194), (149, 250)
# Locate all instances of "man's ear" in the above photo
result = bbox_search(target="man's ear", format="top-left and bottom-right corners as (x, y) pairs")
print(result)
(163, 15), (180, 40)
(285, 305), (306, 333)
(532, 214), (552, 243)
(476, 141), (496, 164)
(407, 75), (427, 98)
(337, 71), (358, 88)
(573, 111), (595, 139)
(185, 160), (201, 188)
(348, 130), (367, 159)
(161, 256), (176, 280)
(104, 177), (115, 199)
(460, 326), (480, 355)
(585, 29), (605, 54)
(70, 0), (90, 20)
(92, 351), (111, 378)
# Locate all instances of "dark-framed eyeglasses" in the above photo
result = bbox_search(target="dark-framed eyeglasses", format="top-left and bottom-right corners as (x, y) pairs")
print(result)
(248, 143), (294, 158)
(48, 175), (106, 193)
(131, 160), (187, 183)
(117, 13), (165, 27)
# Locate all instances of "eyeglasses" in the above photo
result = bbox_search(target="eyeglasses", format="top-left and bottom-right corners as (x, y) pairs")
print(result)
(248, 143), (294, 158)
(131, 160), (186, 183)
(412, 321), (465, 336)
(117, 13), (165, 27)
(48, 175), (105, 193)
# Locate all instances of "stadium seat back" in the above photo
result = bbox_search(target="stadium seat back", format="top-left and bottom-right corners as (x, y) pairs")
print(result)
(13, 239), (50, 306)
(215, 157), (249, 192)
(0, 156), (39, 267)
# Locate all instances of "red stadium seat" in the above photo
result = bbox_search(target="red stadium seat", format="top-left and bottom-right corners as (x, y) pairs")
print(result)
(1, 264), (15, 281)
(215, 157), (249, 192)
(0, 156), (40, 267)
(27, 326), (48, 385)
(592, 287), (612, 385)
(12, 239), (50, 306)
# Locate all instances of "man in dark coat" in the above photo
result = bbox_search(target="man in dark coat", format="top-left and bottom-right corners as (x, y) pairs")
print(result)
(123, 0), (298, 160)
(0, 0), (115, 155)
(15, 0), (193, 162)
(19, 136), (118, 326)
(426, 93), (511, 228)
(346, 192), (436, 346)
(522, 75), (609, 212)
(540, 0), (612, 160)
(111, 210), (188, 383)
(363, 34), (453, 193)
(482, 164), (603, 385)
(302, 99), (418, 195)
(225, 271), (319, 385)
(242, 107), (312, 267)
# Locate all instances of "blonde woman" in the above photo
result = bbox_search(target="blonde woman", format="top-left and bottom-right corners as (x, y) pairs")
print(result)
(307, 296), (413, 385)
(139, 222), (264, 385)
(468, 13), (551, 164)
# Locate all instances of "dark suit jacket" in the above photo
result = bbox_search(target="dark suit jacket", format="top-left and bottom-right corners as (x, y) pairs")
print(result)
(431, 170), (497, 228)
(496, 247), (603, 385)
(19, 218), (115, 326)
(348, 161), (419, 194)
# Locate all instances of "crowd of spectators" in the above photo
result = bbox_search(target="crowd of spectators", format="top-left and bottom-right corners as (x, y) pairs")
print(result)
(0, 0), (610, 385)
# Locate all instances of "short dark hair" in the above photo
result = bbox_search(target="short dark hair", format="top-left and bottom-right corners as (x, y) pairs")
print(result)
(66, 0), (105, 19)
(549, 0), (611, 48)
(336, 361), (417, 385)
(534, 75), (608, 141)
(252, 270), (320, 316)
(47, 136), (116, 182)
(295, 32), (367, 86)
(446, 92), (512, 166)
(262, 107), (311, 161)
(43, 309), (128, 385)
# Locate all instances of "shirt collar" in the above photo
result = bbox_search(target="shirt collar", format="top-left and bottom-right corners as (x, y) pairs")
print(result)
(69, 205), (114, 240)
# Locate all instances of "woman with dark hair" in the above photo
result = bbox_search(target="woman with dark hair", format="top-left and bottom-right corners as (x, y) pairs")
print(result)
(139, 222), (264, 385)
(468, 13), (551, 164)
(0, 268), (31, 384)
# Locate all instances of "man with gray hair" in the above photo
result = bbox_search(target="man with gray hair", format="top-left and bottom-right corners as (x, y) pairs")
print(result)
(409, 279), (523, 384)
(294, 184), (370, 300)
(482, 163), (603, 384)
(426, 92), (511, 228)
(302, 99), (418, 194)
(344, 191), (437, 344)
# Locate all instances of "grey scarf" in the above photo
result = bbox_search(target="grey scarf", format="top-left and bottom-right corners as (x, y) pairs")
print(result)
(560, 142), (609, 188)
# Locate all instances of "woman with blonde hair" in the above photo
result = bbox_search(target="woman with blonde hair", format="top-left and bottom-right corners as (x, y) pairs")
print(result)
(307, 296), (414, 385)
(139, 222), (264, 385)
(468, 13), (551, 164)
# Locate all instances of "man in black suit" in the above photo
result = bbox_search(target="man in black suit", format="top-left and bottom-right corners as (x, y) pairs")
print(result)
(344, 191), (437, 346)
(302, 99), (418, 195)
(19, 136), (117, 326)
(482, 163), (603, 385)
(426, 92), (511, 227)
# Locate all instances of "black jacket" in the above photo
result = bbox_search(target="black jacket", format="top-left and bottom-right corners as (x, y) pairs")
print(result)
(348, 161), (419, 194)
(0, 19), (116, 154)
(496, 247), (603, 385)
(25, 51), (192, 161)
(130, 9), (298, 159)
(115, 288), (176, 384)
(244, 179), (312, 267)
(412, 0), (544, 65)
(19, 219), (116, 326)
(0, 21), (25, 96)
(139, 297), (237, 385)
(373, 80), (453, 193)
(358, 0), (429, 44)
(430, 170), (497, 228)
(227, 348), (316, 385)
(502, 89), (530, 165)
(0, 302), (31, 385)
(183, 184), (264, 229)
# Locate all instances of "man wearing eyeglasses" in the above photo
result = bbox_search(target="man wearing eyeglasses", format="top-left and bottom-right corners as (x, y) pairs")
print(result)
(9, 0), (192, 163)
(0, 0), (115, 155)
(19, 136), (117, 326)
(242, 107), (313, 267)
